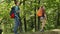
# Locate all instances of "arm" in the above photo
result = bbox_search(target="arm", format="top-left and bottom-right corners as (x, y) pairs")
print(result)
(18, 7), (20, 18)
(44, 13), (47, 21)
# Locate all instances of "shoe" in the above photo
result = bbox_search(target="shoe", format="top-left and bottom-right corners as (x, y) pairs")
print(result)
(40, 29), (44, 32)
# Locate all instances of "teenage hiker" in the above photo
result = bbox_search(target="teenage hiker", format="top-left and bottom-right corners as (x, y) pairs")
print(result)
(0, 29), (2, 34)
(0, 24), (2, 34)
(10, 2), (21, 34)
(37, 6), (47, 32)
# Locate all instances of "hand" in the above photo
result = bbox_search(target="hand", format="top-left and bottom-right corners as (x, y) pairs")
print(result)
(16, 10), (20, 13)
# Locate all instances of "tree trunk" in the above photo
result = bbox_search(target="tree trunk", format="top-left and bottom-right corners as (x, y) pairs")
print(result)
(37, 0), (40, 31)
(23, 0), (27, 32)
(34, 0), (37, 32)
(57, 3), (60, 27)
(30, 1), (34, 31)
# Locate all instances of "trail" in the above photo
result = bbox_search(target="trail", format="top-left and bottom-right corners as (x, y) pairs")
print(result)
(4, 29), (60, 34)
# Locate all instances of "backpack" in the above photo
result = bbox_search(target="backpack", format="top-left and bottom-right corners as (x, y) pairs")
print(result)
(37, 7), (44, 17)
(10, 6), (15, 18)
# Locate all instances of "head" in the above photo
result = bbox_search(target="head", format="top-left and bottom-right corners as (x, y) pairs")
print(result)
(15, 2), (20, 6)
(41, 5), (44, 8)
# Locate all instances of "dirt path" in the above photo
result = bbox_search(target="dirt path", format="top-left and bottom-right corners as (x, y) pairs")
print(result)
(50, 29), (60, 31)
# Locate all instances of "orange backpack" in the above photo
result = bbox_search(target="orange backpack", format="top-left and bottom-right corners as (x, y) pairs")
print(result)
(37, 8), (43, 17)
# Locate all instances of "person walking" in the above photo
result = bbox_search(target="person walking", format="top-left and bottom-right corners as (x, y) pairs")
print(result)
(37, 6), (47, 32)
(10, 1), (20, 34)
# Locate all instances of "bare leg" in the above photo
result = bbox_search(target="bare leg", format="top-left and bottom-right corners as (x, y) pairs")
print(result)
(41, 19), (46, 29)
(40, 17), (46, 32)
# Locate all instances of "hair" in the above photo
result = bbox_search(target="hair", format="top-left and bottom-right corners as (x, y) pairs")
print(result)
(15, 1), (17, 5)
(15, 2), (20, 5)
(41, 6), (43, 8)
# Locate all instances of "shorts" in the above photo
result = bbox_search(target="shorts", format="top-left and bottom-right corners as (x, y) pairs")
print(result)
(40, 16), (45, 20)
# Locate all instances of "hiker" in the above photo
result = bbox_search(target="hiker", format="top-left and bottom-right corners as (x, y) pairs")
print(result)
(0, 29), (2, 34)
(10, 1), (20, 34)
(37, 6), (47, 32)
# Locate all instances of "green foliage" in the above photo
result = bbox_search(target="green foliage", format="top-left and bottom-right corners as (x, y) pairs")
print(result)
(0, 0), (60, 33)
